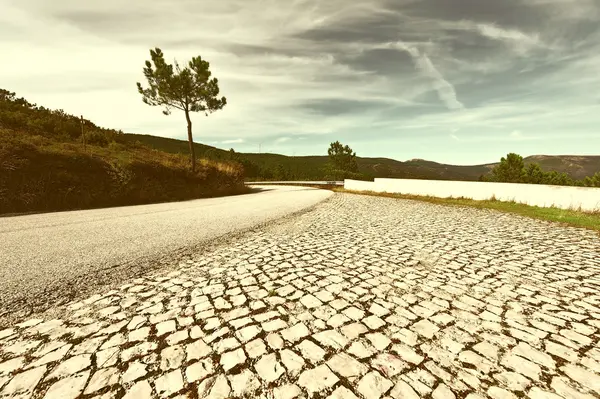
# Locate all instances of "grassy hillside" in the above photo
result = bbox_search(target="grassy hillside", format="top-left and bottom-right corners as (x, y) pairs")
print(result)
(121, 133), (222, 159)
(373, 158), (490, 181)
(121, 134), (332, 180)
(123, 133), (495, 181)
(523, 155), (600, 179)
(2, 85), (596, 216)
(0, 90), (247, 215)
(127, 133), (600, 182)
(477, 156), (600, 179)
(124, 133), (600, 182)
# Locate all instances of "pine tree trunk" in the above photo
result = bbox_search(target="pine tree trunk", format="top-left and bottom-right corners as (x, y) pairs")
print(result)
(185, 110), (196, 173)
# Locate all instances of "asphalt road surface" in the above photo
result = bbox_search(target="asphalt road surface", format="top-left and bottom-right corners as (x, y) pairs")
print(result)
(0, 185), (332, 322)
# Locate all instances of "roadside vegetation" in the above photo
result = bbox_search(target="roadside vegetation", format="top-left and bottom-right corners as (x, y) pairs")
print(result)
(125, 132), (600, 185)
(332, 149), (599, 231)
(0, 88), (247, 216)
(480, 152), (600, 187)
(2, 41), (598, 217)
(123, 134), (485, 182)
(137, 47), (227, 173)
(334, 188), (600, 232)
(215, 141), (367, 181)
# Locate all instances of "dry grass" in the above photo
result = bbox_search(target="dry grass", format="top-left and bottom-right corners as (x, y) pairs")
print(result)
(333, 187), (600, 233)
(0, 129), (248, 215)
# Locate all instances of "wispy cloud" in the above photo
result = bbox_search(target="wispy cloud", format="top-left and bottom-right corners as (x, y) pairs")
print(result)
(221, 138), (244, 144)
(475, 23), (543, 55)
(509, 130), (523, 139)
(384, 41), (464, 110)
(1, 0), (599, 164)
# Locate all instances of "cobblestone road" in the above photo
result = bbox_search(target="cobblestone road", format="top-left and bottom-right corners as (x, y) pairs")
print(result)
(1, 193), (599, 399)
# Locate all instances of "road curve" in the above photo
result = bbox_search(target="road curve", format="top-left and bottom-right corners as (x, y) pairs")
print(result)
(0, 185), (332, 320)
(1, 193), (599, 397)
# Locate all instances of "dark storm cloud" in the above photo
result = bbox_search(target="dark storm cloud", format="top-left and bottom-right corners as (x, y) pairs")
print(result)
(285, 1), (545, 99)
(54, 10), (159, 31)
(331, 29), (513, 82)
(334, 48), (418, 77)
(225, 44), (279, 57)
(293, 11), (411, 45)
(391, 0), (548, 30)
(298, 99), (395, 116)
(5, 0), (600, 154)
(224, 43), (317, 59)
(436, 29), (514, 62)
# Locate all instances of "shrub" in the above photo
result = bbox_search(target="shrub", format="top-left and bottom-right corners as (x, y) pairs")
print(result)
(0, 89), (248, 215)
(86, 131), (110, 147)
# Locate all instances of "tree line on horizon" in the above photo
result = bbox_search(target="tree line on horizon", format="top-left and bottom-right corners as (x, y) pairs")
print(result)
(132, 47), (600, 186)
(0, 86), (356, 181)
(2, 88), (599, 186)
(2, 42), (599, 187)
(480, 152), (600, 187)
(133, 48), (366, 181)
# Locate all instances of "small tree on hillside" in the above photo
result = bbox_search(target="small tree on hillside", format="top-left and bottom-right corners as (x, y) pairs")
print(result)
(491, 153), (526, 183)
(274, 164), (289, 181)
(137, 48), (227, 172)
(327, 141), (359, 174)
(227, 148), (239, 161)
(544, 170), (574, 186)
(582, 172), (600, 187)
(523, 163), (545, 184)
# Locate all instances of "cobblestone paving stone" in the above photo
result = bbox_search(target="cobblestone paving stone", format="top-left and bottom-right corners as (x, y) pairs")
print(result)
(1, 193), (600, 398)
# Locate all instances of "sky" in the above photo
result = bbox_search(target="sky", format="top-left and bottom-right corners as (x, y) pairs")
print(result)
(1, 0), (599, 165)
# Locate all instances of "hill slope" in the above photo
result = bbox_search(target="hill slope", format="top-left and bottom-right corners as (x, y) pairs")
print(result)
(123, 133), (599, 182)
(522, 155), (600, 179)
(0, 90), (247, 215)
(123, 133), (494, 181)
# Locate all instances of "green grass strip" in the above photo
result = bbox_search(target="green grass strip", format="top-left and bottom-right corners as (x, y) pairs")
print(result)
(334, 188), (600, 233)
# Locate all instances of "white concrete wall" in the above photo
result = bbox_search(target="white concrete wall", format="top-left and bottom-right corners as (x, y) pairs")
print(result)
(344, 178), (600, 212)
(344, 179), (379, 192)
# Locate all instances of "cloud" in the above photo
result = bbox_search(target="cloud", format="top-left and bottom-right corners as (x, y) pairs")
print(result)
(415, 54), (465, 110)
(476, 24), (539, 45)
(1, 0), (599, 164)
(275, 137), (291, 143)
(510, 130), (523, 138)
(402, 44), (465, 110)
(221, 138), (245, 144)
(299, 98), (398, 116)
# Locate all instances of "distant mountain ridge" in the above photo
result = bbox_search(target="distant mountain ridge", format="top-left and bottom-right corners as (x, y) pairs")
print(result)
(122, 133), (600, 181)
(519, 155), (600, 179)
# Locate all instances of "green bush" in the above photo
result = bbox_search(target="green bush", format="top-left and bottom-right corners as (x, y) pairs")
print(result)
(0, 89), (248, 215)
(86, 131), (110, 147)
(582, 172), (600, 187)
(0, 88), (122, 148)
(483, 152), (598, 187)
(0, 135), (247, 214)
